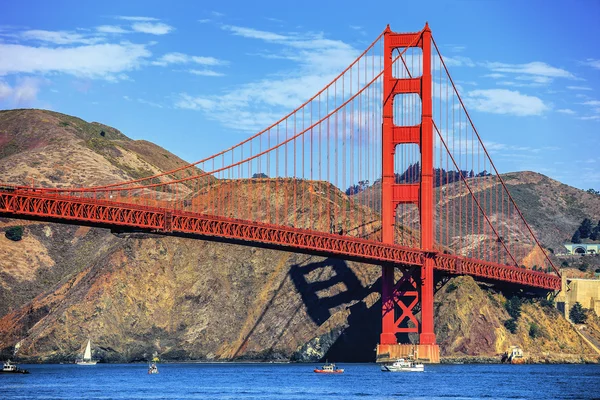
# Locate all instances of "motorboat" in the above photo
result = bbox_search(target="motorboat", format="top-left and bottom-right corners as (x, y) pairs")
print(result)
(314, 362), (344, 374)
(1, 360), (29, 374)
(381, 357), (424, 372)
(75, 339), (97, 365)
(148, 362), (159, 374)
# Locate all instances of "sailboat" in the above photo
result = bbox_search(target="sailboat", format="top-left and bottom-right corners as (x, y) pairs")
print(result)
(75, 339), (97, 365)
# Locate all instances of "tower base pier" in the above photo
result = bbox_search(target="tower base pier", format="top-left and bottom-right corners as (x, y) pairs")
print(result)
(376, 344), (440, 364)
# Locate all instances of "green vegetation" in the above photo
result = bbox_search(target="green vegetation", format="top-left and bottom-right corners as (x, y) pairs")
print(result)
(5, 226), (23, 241)
(572, 218), (600, 242)
(505, 296), (522, 319)
(529, 322), (541, 338)
(571, 230), (581, 244)
(504, 318), (518, 334)
(587, 188), (600, 196)
(569, 302), (588, 324)
(445, 282), (458, 293)
(503, 296), (523, 334)
(540, 297), (555, 308)
(345, 180), (370, 196)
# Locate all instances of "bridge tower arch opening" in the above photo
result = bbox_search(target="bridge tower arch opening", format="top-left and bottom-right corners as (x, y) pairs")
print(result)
(377, 23), (440, 363)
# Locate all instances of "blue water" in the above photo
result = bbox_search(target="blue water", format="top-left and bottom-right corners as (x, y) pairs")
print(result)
(1, 363), (598, 399)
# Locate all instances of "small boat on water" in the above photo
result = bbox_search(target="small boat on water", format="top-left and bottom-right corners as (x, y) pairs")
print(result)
(1, 360), (29, 374)
(314, 362), (344, 374)
(75, 339), (97, 365)
(148, 362), (159, 374)
(381, 357), (424, 372)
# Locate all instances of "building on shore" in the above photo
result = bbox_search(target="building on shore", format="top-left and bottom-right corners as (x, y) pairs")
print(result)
(563, 243), (600, 255)
(556, 276), (600, 318)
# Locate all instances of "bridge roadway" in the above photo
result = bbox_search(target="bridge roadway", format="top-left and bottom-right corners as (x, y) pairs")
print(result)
(0, 188), (560, 291)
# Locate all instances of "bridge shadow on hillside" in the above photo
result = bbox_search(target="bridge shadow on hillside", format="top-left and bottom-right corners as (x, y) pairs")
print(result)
(289, 258), (387, 362)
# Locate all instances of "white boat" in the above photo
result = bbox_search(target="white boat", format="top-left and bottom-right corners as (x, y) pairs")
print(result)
(381, 357), (424, 372)
(1, 360), (29, 374)
(148, 362), (159, 374)
(75, 339), (97, 365)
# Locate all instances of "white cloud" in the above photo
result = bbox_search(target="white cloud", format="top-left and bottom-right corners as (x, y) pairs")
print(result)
(211, 11), (225, 17)
(516, 75), (552, 84)
(96, 25), (129, 34)
(175, 94), (216, 110)
(116, 16), (158, 22)
(557, 108), (576, 115)
(465, 89), (548, 116)
(578, 115), (600, 121)
(349, 25), (366, 35)
(19, 30), (102, 45)
(189, 69), (224, 77)
(567, 85), (592, 91)
(582, 100), (600, 107)
(446, 44), (466, 53)
(131, 22), (173, 35)
(443, 55), (475, 67)
(484, 73), (505, 79)
(496, 80), (542, 88)
(152, 52), (226, 67)
(177, 25), (361, 131)
(485, 61), (575, 79)
(582, 59), (600, 70)
(0, 77), (43, 106)
(137, 98), (163, 108)
(198, 19), (211, 24)
(0, 42), (151, 80)
(222, 25), (288, 41)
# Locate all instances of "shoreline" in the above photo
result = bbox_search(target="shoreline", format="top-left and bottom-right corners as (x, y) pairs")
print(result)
(8, 356), (599, 365)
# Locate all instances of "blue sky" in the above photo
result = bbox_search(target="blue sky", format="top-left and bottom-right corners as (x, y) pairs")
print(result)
(0, 0), (598, 190)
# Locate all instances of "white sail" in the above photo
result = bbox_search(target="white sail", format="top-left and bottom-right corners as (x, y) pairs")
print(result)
(75, 338), (97, 365)
(83, 339), (92, 360)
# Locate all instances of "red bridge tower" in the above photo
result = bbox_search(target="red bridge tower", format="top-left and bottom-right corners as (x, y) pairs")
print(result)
(377, 23), (440, 363)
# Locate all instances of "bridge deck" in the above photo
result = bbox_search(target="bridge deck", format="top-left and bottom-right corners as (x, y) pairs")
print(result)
(0, 188), (560, 291)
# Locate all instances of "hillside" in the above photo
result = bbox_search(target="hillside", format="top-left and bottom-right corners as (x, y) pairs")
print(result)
(0, 109), (599, 363)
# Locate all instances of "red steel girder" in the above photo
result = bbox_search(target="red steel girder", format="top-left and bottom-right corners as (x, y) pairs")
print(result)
(0, 189), (561, 291)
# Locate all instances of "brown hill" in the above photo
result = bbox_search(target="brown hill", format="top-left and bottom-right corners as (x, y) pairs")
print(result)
(0, 109), (598, 363)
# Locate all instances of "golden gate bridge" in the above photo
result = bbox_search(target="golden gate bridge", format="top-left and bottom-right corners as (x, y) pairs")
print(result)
(0, 24), (560, 363)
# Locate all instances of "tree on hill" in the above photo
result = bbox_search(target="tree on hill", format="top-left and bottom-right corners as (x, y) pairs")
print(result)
(5, 226), (23, 241)
(571, 230), (581, 244)
(591, 221), (600, 241)
(345, 180), (369, 195)
(504, 318), (518, 334)
(586, 188), (600, 196)
(578, 218), (593, 239)
(505, 296), (522, 319)
(569, 302), (587, 324)
(252, 173), (268, 179)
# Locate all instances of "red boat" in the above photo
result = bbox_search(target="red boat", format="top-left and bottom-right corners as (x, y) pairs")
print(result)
(314, 363), (344, 374)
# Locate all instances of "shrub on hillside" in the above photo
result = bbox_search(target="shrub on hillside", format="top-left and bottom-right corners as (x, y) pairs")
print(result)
(445, 282), (458, 293)
(529, 322), (541, 338)
(504, 319), (518, 334)
(569, 302), (587, 324)
(540, 298), (555, 308)
(505, 296), (522, 320)
(5, 226), (23, 241)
